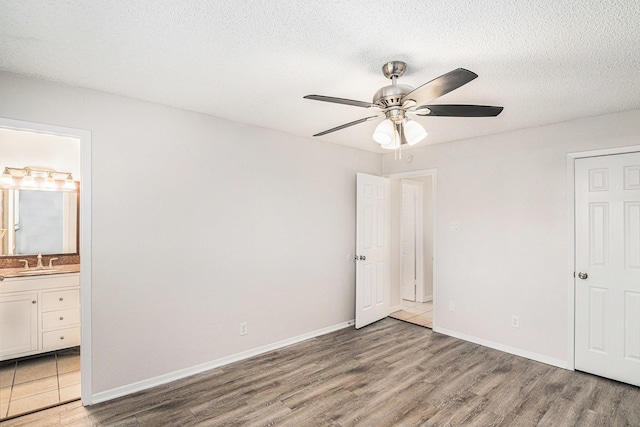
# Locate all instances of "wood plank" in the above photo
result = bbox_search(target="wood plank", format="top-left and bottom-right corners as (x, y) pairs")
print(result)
(2, 318), (639, 426)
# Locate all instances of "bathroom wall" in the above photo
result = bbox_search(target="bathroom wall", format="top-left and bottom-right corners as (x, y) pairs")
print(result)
(0, 71), (381, 397)
(0, 128), (80, 176)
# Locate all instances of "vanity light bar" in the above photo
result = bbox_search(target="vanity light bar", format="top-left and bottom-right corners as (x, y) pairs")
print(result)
(1, 166), (78, 191)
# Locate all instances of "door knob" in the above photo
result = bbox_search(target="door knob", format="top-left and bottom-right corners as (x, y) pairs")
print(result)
(360, 255), (366, 261)
(578, 272), (588, 280)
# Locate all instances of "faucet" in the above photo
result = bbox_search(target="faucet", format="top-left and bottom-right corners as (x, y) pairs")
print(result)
(19, 259), (29, 269)
(48, 257), (59, 268)
(36, 252), (44, 269)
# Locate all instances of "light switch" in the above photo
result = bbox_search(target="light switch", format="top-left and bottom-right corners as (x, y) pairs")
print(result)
(449, 222), (460, 232)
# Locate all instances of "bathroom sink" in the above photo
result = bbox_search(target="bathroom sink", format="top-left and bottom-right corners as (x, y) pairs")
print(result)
(18, 269), (58, 276)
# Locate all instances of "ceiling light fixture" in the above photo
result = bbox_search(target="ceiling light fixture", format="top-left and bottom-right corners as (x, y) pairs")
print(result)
(305, 61), (503, 159)
(373, 116), (428, 158)
(0, 166), (78, 191)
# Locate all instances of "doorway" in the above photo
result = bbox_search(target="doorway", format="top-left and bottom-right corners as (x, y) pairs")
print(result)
(400, 179), (424, 302)
(387, 170), (436, 329)
(0, 118), (92, 419)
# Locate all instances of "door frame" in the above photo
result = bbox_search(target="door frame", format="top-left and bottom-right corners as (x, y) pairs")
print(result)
(386, 169), (437, 328)
(0, 117), (92, 404)
(566, 145), (640, 371)
(400, 179), (425, 302)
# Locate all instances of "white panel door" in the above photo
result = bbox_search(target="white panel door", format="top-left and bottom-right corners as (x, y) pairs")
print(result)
(401, 182), (417, 301)
(355, 173), (390, 329)
(575, 151), (640, 386)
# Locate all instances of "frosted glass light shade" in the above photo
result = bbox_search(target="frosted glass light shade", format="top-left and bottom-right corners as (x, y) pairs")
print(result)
(21, 173), (35, 187)
(381, 138), (401, 150)
(403, 119), (428, 145)
(1, 169), (13, 186)
(64, 174), (76, 190)
(44, 173), (56, 189)
(373, 119), (395, 145)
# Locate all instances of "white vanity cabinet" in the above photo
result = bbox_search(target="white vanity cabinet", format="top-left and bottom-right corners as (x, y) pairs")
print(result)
(0, 273), (80, 361)
(0, 293), (38, 358)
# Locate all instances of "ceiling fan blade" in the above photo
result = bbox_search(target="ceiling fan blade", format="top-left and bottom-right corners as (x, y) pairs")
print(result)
(414, 104), (503, 117)
(403, 68), (478, 106)
(304, 95), (379, 109)
(313, 115), (381, 137)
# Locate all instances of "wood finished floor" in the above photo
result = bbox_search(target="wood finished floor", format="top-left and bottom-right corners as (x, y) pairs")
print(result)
(1, 318), (639, 426)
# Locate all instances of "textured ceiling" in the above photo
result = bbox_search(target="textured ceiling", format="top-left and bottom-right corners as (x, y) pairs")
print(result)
(0, 1), (639, 153)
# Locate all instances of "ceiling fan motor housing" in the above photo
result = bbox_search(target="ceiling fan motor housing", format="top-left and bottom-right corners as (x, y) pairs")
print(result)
(373, 84), (413, 109)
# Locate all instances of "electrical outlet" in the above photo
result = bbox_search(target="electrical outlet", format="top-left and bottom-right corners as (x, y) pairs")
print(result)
(511, 315), (520, 329)
(449, 301), (456, 312)
(240, 322), (248, 336)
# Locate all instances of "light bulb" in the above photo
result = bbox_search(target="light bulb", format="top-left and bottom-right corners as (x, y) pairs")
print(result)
(403, 119), (428, 145)
(44, 172), (56, 189)
(21, 170), (35, 187)
(1, 168), (13, 186)
(373, 119), (395, 145)
(64, 174), (75, 190)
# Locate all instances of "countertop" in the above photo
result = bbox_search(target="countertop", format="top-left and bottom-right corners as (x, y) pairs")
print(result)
(0, 264), (81, 279)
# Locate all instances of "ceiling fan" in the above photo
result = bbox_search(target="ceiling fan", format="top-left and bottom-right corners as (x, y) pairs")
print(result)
(304, 61), (503, 149)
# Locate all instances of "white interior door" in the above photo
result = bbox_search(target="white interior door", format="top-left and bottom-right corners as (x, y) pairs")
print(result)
(575, 151), (640, 386)
(355, 173), (390, 329)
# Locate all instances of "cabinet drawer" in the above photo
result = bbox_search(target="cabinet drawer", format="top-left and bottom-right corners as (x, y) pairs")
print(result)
(42, 308), (80, 331)
(42, 327), (81, 351)
(42, 289), (80, 310)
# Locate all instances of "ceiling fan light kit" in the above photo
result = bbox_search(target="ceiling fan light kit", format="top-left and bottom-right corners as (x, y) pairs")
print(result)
(304, 61), (503, 156)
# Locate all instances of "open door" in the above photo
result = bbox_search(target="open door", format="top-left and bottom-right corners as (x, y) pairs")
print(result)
(355, 173), (391, 329)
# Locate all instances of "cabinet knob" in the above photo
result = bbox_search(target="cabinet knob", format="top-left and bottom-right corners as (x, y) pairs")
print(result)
(60, 336), (65, 340)
(32, 300), (37, 304)
(59, 317), (64, 321)
(59, 297), (64, 301)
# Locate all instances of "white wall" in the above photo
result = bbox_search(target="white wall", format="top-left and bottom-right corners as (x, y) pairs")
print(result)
(0, 71), (381, 395)
(383, 109), (640, 365)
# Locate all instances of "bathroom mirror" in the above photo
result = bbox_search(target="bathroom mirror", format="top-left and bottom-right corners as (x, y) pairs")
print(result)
(0, 188), (78, 256)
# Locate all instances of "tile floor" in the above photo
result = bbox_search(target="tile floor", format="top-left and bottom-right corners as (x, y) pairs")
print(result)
(0, 347), (80, 420)
(389, 299), (433, 328)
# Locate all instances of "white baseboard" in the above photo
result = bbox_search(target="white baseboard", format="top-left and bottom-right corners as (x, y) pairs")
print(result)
(421, 295), (433, 303)
(389, 304), (402, 313)
(434, 326), (568, 369)
(90, 319), (355, 405)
